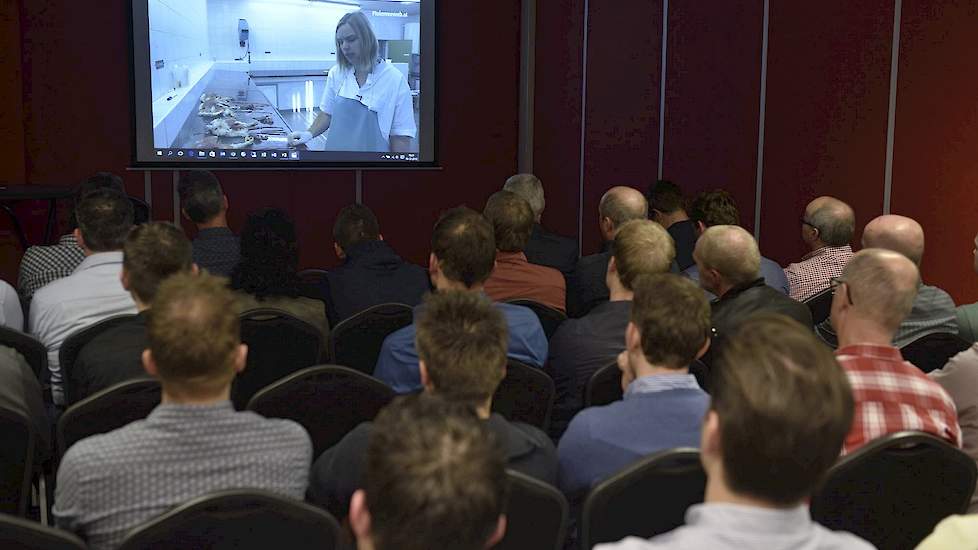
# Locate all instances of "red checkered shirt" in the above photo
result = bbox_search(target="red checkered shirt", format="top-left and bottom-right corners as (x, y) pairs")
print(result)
(836, 344), (961, 455)
(784, 245), (853, 302)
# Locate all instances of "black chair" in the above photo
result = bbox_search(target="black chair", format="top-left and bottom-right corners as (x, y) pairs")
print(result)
(0, 406), (34, 516)
(0, 325), (47, 382)
(297, 269), (329, 286)
(57, 378), (160, 459)
(117, 489), (340, 550)
(580, 448), (706, 549)
(584, 362), (621, 408)
(296, 269), (330, 304)
(804, 287), (834, 326)
(60, 314), (138, 405)
(233, 308), (324, 409)
(508, 299), (567, 340)
(496, 470), (568, 550)
(811, 431), (977, 550)
(491, 359), (555, 431)
(0, 513), (87, 550)
(900, 332), (972, 373)
(328, 303), (413, 376)
(247, 365), (395, 458)
(130, 196), (151, 225)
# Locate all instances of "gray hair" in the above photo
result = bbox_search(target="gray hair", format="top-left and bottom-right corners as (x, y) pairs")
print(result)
(695, 225), (761, 287)
(808, 200), (855, 246)
(503, 174), (545, 218)
(843, 249), (919, 333)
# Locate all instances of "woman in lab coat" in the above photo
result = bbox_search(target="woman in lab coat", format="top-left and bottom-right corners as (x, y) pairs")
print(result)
(288, 11), (416, 153)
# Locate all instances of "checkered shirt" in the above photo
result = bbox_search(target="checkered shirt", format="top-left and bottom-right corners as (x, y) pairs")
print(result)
(17, 234), (85, 299)
(784, 245), (853, 302)
(836, 344), (961, 455)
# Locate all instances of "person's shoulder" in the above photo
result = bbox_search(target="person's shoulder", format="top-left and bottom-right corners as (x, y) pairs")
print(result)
(61, 422), (145, 469)
(812, 523), (877, 549)
(916, 514), (978, 550)
(239, 413), (313, 448)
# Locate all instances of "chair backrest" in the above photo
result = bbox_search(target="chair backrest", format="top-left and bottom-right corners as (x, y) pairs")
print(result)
(60, 314), (138, 405)
(117, 489), (340, 550)
(900, 332), (972, 373)
(811, 431), (978, 550)
(297, 269), (329, 286)
(328, 303), (413, 375)
(496, 470), (568, 550)
(0, 513), (87, 550)
(247, 365), (395, 458)
(57, 378), (161, 459)
(0, 326), (47, 382)
(585, 362), (622, 408)
(491, 359), (555, 431)
(507, 299), (567, 340)
(581, 448), (706, 549)
(0, 407), (34, 517)
(804, 287), (834, 326)
(234, 308), (324, 409)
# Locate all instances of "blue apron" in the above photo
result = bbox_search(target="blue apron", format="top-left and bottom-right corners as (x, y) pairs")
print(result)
(325, 96), (389, 152)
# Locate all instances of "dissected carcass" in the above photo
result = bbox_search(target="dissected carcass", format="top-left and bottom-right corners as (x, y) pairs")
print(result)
(206, 118), (256, 137)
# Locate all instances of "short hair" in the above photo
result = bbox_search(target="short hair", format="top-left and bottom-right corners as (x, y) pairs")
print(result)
(123, 222), (193, 304)
(503, 174), (545, 218)
(689, 190), (740, 227)
(335, 11), (379, 71)
(842, 248), (920, 333)
(147, 272), (241, 393)
(177, 171), (224, 224)
(230, 208), (301, 299)
(333, 204), (380, 251)
(599, 188), (649, 229)
(712, 314), (854, 505)
(647, 179), (685, 214)
(71, 172), (127, 231)
(483, 191), (534, 252)
(415, 291), (507, 404)
(364, 394), (509, 550)
(431, 207), (496, 288)
(613, 220), (676, 290)
(75, 188), (134, 252)
(807, 199), (855, 246)
(630, 274), (711, 368)
(694, 225), (761, 286)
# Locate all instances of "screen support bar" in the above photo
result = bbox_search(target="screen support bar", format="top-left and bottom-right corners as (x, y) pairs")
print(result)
(518, 0), (537, 173)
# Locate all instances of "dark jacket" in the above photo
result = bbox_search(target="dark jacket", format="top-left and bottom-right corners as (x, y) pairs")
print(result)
(0, 346), (50, 463)
(566, 244), (613, 319)
(524, 224), (579, 278)
(667, 219), (698, 272)
(711, 278), (813, 340)
(71, 312), (149, 405)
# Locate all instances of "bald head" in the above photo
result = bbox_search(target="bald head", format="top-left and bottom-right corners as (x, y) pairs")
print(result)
(599, 186), (649, 231)
(694, 225), (761, 288)
(841, 248), (920, 333)
(861, 215), (925, 266)
(805, 196), (854, 247)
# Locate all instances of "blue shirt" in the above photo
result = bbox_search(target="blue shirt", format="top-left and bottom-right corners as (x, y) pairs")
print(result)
(683, 256), (790, 299)
(557, 373), (709, 498)
(373, 301), (548, 393)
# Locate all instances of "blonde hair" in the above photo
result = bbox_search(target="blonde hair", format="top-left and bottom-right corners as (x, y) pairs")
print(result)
(696, 225), (761, 287)
(613, 220), (675, 290)
(335, 11), (379, 71)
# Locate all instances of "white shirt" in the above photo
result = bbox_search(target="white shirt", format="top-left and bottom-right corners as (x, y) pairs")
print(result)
(29, 251), (137, 405)
(319, 61), (417, 141)
(0, 279), (23, 332)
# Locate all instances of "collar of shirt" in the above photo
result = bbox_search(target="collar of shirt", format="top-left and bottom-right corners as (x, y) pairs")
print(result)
(835, 343), (903, 362)
(625, 373), (700, 397)
(74, 251), (124, 273)
(148, 400), (236, 423)
(495, 251), (529, 265)
(58, 233), (79, 246)
(685, 503), (814, 535)
(801, 244), (853, 262)
(196, 227), (234, 239)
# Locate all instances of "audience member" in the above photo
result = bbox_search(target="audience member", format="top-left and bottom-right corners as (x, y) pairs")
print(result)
(648, 180), (697, 271)
(683, 190), (789, 297)
(954, 230), (978, 343)
(0, 279), (22, 331)
(831, 249), (960, 453)
(231, 208), (329, 342)
(784, 196), (855, 301)
(321, 204), (429, 326)
(18, 172), (124, 299)
(348, 394), (509, 550)
(177, 170), (240, 277)
(596, 315), (872, 550)
(311, 291), (555, 519)
(549, 220), (675, 436)
(504, 173), (578, 276)
(930, 341), (978, 513)
(30, 188), (137, 406)
(373, 207), (547, 393)
(483, 190), (566, 312)
(0, 345), (50, 463)
(916, 515), (978, 550)
(558, 274), (710, 500)
(568, 186), (649, 318)
(70, 223), (195, 404)
(53, 273), (312, 550)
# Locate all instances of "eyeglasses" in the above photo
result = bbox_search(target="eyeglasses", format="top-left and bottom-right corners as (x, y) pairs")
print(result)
(801, 218), (820, 232)
(829, 276), (853, 305)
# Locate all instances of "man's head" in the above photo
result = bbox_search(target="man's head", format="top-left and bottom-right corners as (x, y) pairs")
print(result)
(705, 314), (854, 507)
(862, 214), (925, 266)
(333, 204), (381, 259)
(76, 172), (125, 201)
(503, 173), (545, 222)
(646, 180), (687, 227)
(144, 272), (246, 400)
(608, 220), (676, 293)
(74, 188), (135, 254)
(429, 207), (496, 290)
(483, 191), (534, 253)
(598, 186), (648, 242)
(350, 394), (508, 550)
(416, 291), (507, 408)
(802, 196), (855, 250)
(178, 170), (227, 226)
(692, 225), (761, 297)
(232, 208), (301, 298)
(830, 248), (920, 339)
(122, 222), (195, 307)
(688, 190), (740, 234)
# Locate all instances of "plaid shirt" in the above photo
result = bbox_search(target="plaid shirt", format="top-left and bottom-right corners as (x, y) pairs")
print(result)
(17, 234), (85, 299)
(836, 344), (961, 455)
(784, 245), (853, 302)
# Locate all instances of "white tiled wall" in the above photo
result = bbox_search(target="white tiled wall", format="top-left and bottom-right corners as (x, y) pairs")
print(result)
(149, 0), (211, 102)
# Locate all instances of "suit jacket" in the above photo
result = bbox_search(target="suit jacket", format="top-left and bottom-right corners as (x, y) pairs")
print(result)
(71, 312), (149, 405)
(567, 245), (612, 319)
(524, 224), (579, 277)
(668, 219), (698, 272)
(712, 278), (813, 340)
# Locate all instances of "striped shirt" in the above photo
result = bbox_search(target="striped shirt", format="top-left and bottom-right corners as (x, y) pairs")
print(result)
(784, 245), (853, 302)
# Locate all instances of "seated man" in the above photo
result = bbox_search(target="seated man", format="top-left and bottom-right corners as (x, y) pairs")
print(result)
(177, 170), (240, 277)
(596, 315), (873, 550)
(54, 273), (312, 550)
(784, 196), (855, 301)
(0, 279), (22, 331)
(504, 173), (578, 277)
(930, 338), (978, 512)
(348, 394), (508, 550)
(955, 230), (978, 343)
(647, 180), (697, 271)
(549, 220), (675, 436)
(831, 249), (960, 453)
(30, 188), (138, 406)
(322, 204), (429, 326)
(0, 346), (50, 464)
(483, 190), (566, 312)
(70, 222), (195, 404)
(558, 274), (710, 500)
(311, 290), (556, 519)
(374, 207), (547, 393)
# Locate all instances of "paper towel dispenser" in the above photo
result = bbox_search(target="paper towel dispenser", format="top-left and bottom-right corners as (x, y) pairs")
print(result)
(238, 19), (249, 47)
